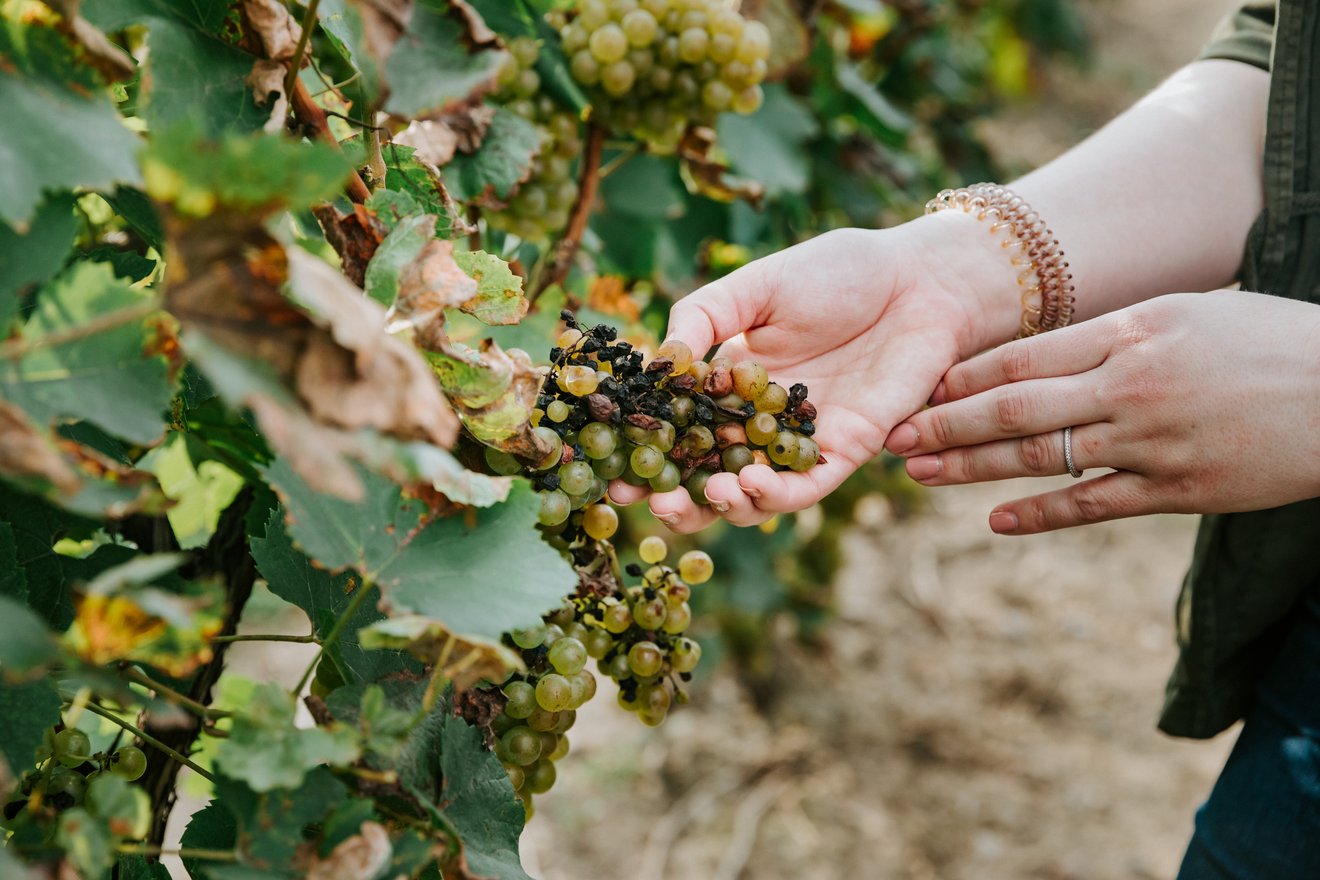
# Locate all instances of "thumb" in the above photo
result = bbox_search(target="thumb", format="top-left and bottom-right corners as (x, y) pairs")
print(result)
(664, 255), (777, 358)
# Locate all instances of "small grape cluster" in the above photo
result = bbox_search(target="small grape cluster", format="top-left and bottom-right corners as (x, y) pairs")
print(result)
(486, 537), (709, 817)
(483, 315), (822, 533)
(1, 727), (146, 829)
(557, 0), (770, 148)
(490, 37), (583, 241)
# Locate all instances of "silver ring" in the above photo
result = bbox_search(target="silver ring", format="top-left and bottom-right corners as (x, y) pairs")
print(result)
(1063, 426), (1083, 479)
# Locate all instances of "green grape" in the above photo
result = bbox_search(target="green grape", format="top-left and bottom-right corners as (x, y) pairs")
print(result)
(630, 445), (666, 479)
(551, 708), (577, 734)
(736, 20), (771, 63)
(571, 50), (601, 84)
(538, 490), (571, 526)
(589, 23), (629, 63)
(605, 653), (632, 680)
(511, 624), (546, 649)
(710, 6), (743, 35)
(672, 636), (702, 672)
(632, 597), (667, 630)
(504, 681), (537, 719)
(593, 449), (628, 480)
(639, 535), (668, 563)
(549, 602), (577, 628)
(45, 768), (85, 805)
(701, 79), (732, 111)
(558, 460), (595, 496)
(666, 581), (692, 604)
(678, 549), (714, 584)
(564, 620), (590, 642)
(745, 412), (778, 446)
(111, 746), (147, 781)
(561, 364), (600, 396)
(609, 0), (639, 17)
(648, 461), (681, 493)
(656, 339), (694, 375)
(525, 760), (557, 795)
(721, 444), (754, 474)
(677, 425), (715, 457)
(638, 708), (667, 727)
(532, 426), (564, 470)
(584, 628), (614, 659)
(546, 400), (571, 423)
(685, 469), (713, 504)
(514, 67), (541, 98)
(627, 641), (664, 677)
(504, 762), (526, 791)
(549, 734), (571, 761)
(511, 36), (540, 67)
(768, 431), (799, 466)
(527, 706), (559, 732)
(662, 601), (692, 634)
(622, 422), (653, 445)
(536, 674), (574, 712)
(651, 420), (676, 452)
(502, 726), (542, 766)
(601, 60), (636, 97)
(570, 670), (597, 705)
(582, 504), (619, 540)
(492, 712), (518, 736)
(637, 682), (672, 715)
(708, 31), (737, 63)
(677, 27), (708, 63)
(755, 383), (788, 414)
(562, 22), (589, 52)
(485, 446), (523, 476)
(671, 395), (696, 426)
(602, 602), (633, 633)
(618, 689), (640, 712)
(53, 729), (90, 768)
(548, 637), (588, 676)
(621, 8), (658, 45)
(731, 360), (769, 400)
(791, 436), (820, 472)
(585, 476), (609, 505)
(568, 490), (591, 511)
(732, 85), (764, 114)
(580, 422), (618, 459)
(579, 0), (609, 28)
(542, 623), (566, 646)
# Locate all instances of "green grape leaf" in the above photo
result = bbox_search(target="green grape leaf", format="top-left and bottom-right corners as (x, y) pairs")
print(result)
(84, 0), (264, 136)
(365, 214), (437, 307)
(716, 85), (820, 197)
(0, 19), (142, 230)
(321, 0), (507, 119)
(444, 108), (543, 205)
(835, 61), (913, 146)
(598, 154), (687, 221)
(56, 808), (117, 879)
(1, 262), (172, 446)
(101, 185), (165, 251)
(265, 461), (574, 640)
(214, 682), (361, 793)
(358, 616), (522, 690)
(452, 251), (527, 326)
(433, 701), (529, 880)
(381, 142), (466, 230)
(180, 801), (239, 880)
(137, 433), (245, 550)
(0, 679), (61, 784)
(0, 485), (106, 629)
(0, 193), (78, 327)
(217, 768), (347, 871)
(250, 508), (419, 687)
(117, 854), (173, 880)
(366, 188), (425, 233)
(425, 340), (545, 457)
(0, 523), (27, 604)
(0, 596), (63, 678)
(84, 774), (151, 839)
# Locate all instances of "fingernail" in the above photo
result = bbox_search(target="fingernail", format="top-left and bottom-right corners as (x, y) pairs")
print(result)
(742, 485), (761, 499)
(989, 511), (1019, 533)
(656, 513), (679, 526)
(710, 499), (730, 513)
(907, 455), (940, 481)
(887, 423), (918, 454)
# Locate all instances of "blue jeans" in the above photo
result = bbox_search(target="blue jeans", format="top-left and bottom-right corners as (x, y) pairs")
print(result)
(1177, 593), (1320, 879)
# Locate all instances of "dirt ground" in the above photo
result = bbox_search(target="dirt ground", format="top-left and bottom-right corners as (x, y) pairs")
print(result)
(523, 3), (1248, 879)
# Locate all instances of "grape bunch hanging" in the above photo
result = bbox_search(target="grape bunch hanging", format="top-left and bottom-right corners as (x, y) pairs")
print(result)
(489, 37), (583, 241)
(2, 726), (147, 833)
(556, 0), (771, 148)
(483, 536), (709, 816)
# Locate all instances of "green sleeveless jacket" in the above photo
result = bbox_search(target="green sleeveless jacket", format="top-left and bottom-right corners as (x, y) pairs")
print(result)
(1163, 0), (1320, 738)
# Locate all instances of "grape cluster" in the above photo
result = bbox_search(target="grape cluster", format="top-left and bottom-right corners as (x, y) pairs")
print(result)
(558, 0), (771, 148)
(486, 537), (709, 817)
(1, 726), (146, 829)
(490, 37), (583, 241)
(483, 316), (821, 532)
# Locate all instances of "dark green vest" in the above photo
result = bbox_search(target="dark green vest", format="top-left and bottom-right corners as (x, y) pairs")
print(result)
(1161, 0), (1320, 738)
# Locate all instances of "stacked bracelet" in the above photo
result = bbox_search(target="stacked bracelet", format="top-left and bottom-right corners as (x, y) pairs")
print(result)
(924, 183), (1075, 337)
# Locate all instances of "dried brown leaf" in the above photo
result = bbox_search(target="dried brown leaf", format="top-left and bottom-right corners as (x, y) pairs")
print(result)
(0, 399), (80, 495)
(313, 202), (390, 287)
(44, 0), (136, 81)
(242, 0), (304, 60)
(395, 104), (497, 166)
(389, 238), (478, 348)
(304, 821), (393, 880)
(245, 59), (289, 133)
(678, 126), (766, 207)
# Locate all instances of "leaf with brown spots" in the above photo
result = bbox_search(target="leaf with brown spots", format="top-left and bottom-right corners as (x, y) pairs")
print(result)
(678, 126), (765, 206)
(313, 201), (390, 287)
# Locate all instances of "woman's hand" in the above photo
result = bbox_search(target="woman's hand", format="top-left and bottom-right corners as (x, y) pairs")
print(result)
(884, 291), (1320, 534)
(610, 213), (1024, 532)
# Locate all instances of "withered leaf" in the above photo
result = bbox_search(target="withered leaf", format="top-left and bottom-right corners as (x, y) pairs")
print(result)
(678, 126), (765, 207)
(395, 104), (497, 167)
(313, 201), (389, 287)
(0, 399), (80, 496)
(304, 821), (394, 880)
(245, 58), (289, 133)
(242, 0), (303, 60)
(357, 616), (523, 692)
(43, 0), (136, 81)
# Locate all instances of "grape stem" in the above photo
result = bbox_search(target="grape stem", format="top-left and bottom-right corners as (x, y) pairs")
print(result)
(283, 0), (321, 105)
(292, 578), (379, 696)
(118, 843), (237, 862)
(74, 699), (215, 783)
(119, 665), (232, 720)
(209, 632), (319, 644)
(531, 121), (607, 302)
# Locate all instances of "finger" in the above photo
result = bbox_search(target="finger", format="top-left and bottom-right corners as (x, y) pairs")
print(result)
(608, 480), (650, 506)
(664, 256), (775, 358)
(987, 471), (1157, 535)
(906, 422), (1115, 486)
(702, 472), (775, 527)
(887, 374), (1107, 456)
(734, 456), (852, 514)
(648, 488), (720, 534)
(940, 318), (1114, 403)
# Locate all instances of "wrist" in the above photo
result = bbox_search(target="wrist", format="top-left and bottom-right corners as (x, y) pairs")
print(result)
(901, 209), (1027, 357)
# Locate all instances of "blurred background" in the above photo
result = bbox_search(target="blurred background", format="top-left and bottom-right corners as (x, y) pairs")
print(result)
(192, 0), (1247, 877)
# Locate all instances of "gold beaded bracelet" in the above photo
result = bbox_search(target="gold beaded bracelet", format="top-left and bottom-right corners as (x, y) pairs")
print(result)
(924, 183), (1075, 337)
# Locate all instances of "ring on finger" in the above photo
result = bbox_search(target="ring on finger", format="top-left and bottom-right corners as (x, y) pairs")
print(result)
(1063, 426), (1083, 479)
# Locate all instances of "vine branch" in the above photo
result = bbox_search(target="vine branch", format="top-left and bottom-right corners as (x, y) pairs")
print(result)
(283, 0), (322, 103)
(531, 122), (606, 301)
(290, 76), (372, 204)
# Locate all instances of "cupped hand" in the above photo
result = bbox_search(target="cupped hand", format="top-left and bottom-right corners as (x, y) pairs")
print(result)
(884, 291), (1320, 534)
(611, 215), (1007, 532)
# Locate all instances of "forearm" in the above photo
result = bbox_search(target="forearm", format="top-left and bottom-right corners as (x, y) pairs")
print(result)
(911, 59), (1270, 354)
